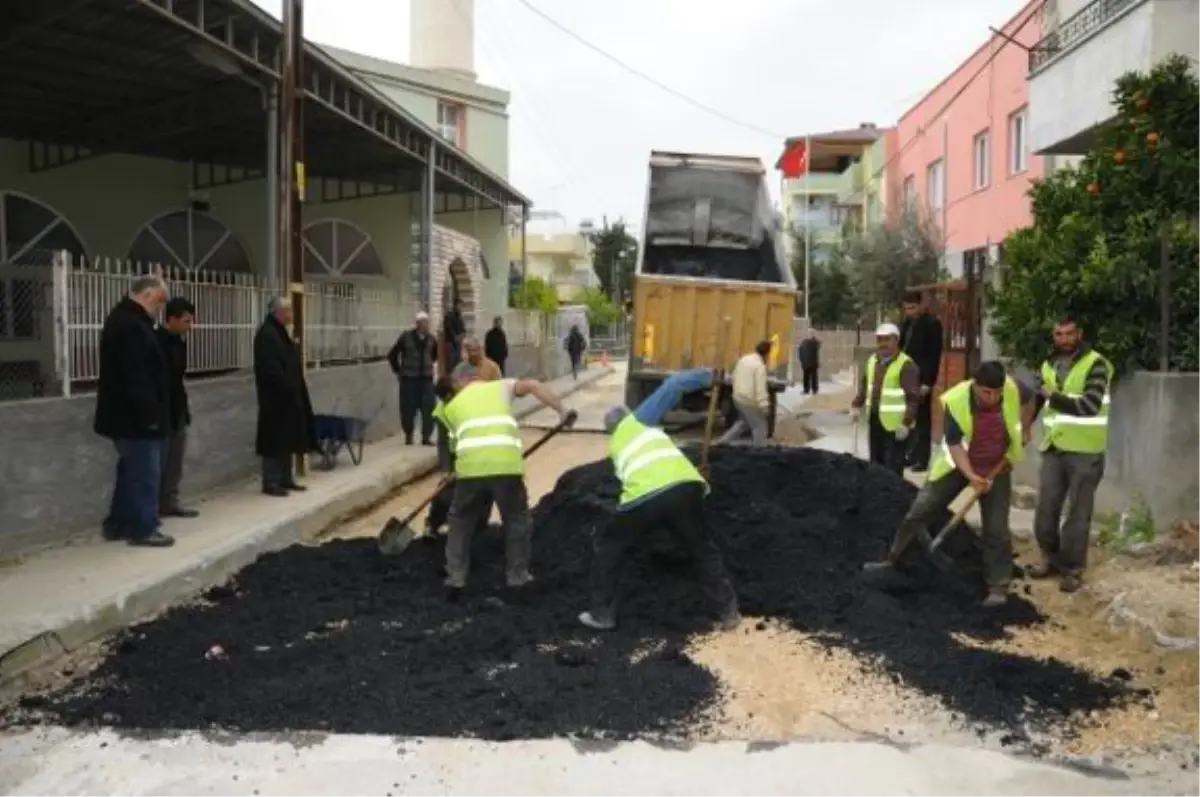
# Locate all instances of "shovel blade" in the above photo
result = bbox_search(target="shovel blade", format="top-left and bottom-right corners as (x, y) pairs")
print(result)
(378, 517), (417, 557)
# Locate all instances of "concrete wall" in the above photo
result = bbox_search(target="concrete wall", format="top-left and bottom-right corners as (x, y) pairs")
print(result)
(0, 346), (572, 557)
(1011, 371), (1199, 526)
(888, 0), (1045, 257)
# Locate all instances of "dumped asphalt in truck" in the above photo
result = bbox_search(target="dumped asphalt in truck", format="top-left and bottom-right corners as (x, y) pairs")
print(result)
(7, 446), (1137, 741)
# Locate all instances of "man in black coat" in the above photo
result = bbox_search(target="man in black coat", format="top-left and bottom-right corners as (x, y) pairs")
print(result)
(254, 297), (318, 496)
(797, 329), (821, 395)
(386, 311), (438, 445)
(94, 275), (175, 548)
(899, 291), (944, 472)
(156, 297), (199, 518)
(484, 315), (509, 375)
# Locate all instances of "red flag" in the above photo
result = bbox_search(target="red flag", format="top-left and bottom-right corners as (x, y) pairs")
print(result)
(779, 141), (808, 179)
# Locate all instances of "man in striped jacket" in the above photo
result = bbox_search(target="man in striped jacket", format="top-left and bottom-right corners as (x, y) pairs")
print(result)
(1029, 316), (1113, 593)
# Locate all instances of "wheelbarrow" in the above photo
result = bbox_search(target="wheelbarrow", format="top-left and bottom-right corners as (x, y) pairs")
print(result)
(313, 399), (385, 471)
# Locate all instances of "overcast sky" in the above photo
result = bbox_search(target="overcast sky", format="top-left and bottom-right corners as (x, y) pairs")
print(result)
(250, 0), (1027, 228)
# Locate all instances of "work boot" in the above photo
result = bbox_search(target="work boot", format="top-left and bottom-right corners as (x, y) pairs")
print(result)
(1060, 573), (1083, 593)
(717, 609), (742, 632)
(579, 610), (617, 631)
(506, 571), (534, 589)
(1026, 562), (1058, 579)
(128, 531), (175, 548)
(101, 523), (128, 542)
(981, 586), (1008, 608)
(282, 482), (307, 492)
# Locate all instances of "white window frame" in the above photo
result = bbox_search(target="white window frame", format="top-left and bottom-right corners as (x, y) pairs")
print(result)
(927, 159), (945, 211)
(973, 130), (991, 190)
(437, 101), (464, 147)
(1009, 109), (1029, 175)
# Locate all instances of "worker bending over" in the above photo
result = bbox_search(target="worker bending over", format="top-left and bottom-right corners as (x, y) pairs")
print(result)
(581, 368), (741, 632)
(718, 340), (773, 445)
(425, 379), (489, 538)
(1030, 315), (1112, 593)
(850, 323), (920, 476)
(863, 361), (1036, 607)
(438, 374), (574, 597)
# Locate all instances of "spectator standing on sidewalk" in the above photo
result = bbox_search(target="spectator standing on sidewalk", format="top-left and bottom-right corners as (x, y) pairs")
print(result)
(485, 315), (509, 375)
(452, 335), (502, 385)
(94, 275), (175, 548)
(899, 291), (943, 472)
(156, 297), (199, 519)
(850, 323), (920, 476)
(798, 329), (821, 395)
(443, 301), (466, 370)
(254, 297), (318, 497)
(565, 324), (587, 380)
(387, 311), (438, 446)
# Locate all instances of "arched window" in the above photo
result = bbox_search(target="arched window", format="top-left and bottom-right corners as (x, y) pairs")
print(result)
(303, 219), (385, 277)
(0, 191), (87, 341)
(126, 209), (251, 273)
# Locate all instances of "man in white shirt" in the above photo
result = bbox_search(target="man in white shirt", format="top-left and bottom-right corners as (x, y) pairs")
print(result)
(718, 340), (772, 445)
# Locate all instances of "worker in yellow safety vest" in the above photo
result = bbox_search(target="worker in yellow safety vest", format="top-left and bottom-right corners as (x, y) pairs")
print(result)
(1028, 315), (1113, 593)
(850, 323), (921, 475)
(863, 361), (1037, 607)
(437, 374), (574, 598)
(579, 368), (741, 632)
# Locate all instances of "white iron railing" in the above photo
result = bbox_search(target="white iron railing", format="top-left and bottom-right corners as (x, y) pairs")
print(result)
(42, 252), (408, 394)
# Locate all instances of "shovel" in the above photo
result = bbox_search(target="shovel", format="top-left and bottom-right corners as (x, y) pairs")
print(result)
(377, 410), (579, 556)
(918, 459), (1009, 571)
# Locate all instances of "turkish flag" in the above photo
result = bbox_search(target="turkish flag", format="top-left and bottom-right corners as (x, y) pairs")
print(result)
(779, 141), (808, 178)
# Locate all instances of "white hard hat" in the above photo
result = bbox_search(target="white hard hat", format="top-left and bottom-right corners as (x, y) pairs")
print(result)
(875, 323), (900, 338)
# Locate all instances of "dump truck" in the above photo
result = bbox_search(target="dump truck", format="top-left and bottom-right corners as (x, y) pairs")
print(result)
(626, 150), (799, 435)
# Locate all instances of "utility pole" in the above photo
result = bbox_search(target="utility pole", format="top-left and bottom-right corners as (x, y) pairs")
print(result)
(279, 0), (306, 474)
(803, 134), (812, 322)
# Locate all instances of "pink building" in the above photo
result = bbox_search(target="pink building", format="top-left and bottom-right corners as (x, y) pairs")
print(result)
(887, 0), (1046, 278)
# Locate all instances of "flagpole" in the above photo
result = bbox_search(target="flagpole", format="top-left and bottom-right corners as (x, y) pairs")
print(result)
(803, 134), (811, 322)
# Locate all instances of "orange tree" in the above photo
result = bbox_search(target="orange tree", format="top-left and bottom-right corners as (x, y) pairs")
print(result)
(987, 55), (1198, 373)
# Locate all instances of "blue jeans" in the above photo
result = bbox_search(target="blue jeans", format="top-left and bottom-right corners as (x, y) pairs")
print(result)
(103, 438), (164, 540)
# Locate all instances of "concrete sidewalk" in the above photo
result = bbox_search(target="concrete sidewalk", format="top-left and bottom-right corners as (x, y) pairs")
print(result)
(0, 366), (612, 686)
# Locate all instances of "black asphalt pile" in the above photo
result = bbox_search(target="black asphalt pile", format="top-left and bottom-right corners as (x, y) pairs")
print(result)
(8, 447), (1135, 741)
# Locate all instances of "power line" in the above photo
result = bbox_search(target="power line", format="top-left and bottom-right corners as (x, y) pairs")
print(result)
(837, 0), (1048, 206)
(512, 0), (784, 140)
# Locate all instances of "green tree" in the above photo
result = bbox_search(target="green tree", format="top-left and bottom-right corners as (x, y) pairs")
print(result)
(511, 275), (559, 315)
(589, 217), (639, 301)
(986, 55), (1199, 373)
(838, 206), (945, 321)
(577, 286), (622, 330)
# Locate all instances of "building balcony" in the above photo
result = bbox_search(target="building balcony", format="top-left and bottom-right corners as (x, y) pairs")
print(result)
(835, 161), (868, 206)
(784, 171), (843, 195)
(1028, 0), (1199, 154)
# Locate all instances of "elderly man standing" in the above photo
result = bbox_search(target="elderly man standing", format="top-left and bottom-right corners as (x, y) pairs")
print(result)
(850, 323), (920, 476)
(452, 335), (502, 385)
(1029, 315), (1113, 593)
(254, 297), (317, 497)
(718, 340), (773, 445)
(95, 275), (175, 548)
(863, 361), (1036, 607)
(387, 311), (438, 446)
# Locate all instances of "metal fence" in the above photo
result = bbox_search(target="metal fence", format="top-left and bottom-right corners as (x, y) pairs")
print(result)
(0, 250), (408, 401)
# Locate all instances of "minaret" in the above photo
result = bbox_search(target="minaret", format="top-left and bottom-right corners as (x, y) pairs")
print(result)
(410, 0), (476, 81)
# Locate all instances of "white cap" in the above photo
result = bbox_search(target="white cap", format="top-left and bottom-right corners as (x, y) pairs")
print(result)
(415, 311), (430, 322)
(875, 323), (900, 338)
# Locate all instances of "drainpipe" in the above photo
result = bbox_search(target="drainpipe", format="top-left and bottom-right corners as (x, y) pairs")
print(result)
(265, 82), (279, 292)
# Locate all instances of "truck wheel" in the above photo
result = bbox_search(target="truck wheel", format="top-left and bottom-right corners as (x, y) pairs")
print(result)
(767, 391), (778, 439)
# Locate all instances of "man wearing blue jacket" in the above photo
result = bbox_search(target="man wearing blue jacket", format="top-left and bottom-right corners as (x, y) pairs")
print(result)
(581, 368), (740, 632)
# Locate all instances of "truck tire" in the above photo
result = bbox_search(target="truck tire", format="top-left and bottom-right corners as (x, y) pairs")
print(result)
(767, 391), (778, 439)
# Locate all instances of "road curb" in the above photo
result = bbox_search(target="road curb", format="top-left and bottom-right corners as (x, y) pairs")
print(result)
(0, 366), (614, 688)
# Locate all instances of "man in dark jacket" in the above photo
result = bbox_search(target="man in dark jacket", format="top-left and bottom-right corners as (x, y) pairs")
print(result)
(94, 275), (175, 548)
(254, 297), (318, 496)
(443, 301), (466, 370)
(484, 315), (509, 375)
(797, 329), (821, 395)
(156, 297), (199, 519)
(565, 324), (587, 380)
(387, 311), (438, 445)
(899, 292), (944, 472)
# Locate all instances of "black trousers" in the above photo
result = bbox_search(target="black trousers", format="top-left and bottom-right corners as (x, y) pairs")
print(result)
(399, 376), (435, 442)
(428, 479), (492, 534)
(801, 367), (819, 395)
(868, 412), (906, 477)
(907, 392), (933, 468)
(589, 482), (738, 622)
(261, 455), (295, 490)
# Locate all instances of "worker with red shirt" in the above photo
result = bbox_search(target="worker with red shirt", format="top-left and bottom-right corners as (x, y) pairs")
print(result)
(863, 360), (1037, 608)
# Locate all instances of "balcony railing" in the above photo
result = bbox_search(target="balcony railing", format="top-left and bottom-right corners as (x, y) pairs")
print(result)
(1029, 0), (1139, 72)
